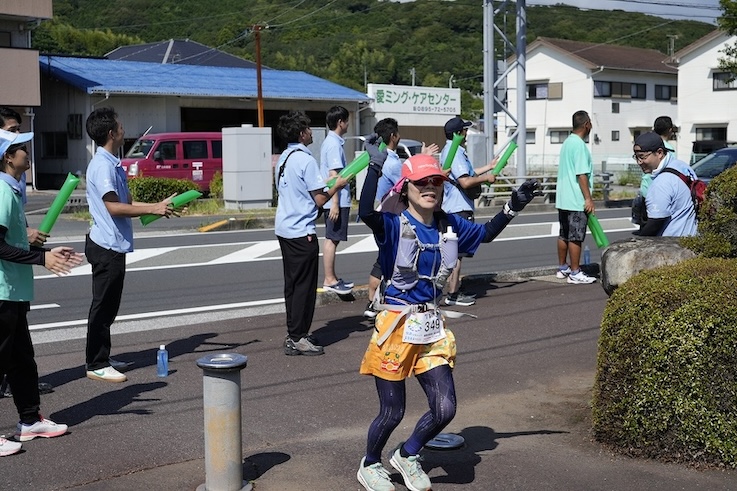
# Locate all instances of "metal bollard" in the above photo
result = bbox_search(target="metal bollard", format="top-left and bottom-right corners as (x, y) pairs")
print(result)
(196, 353), (252, 491)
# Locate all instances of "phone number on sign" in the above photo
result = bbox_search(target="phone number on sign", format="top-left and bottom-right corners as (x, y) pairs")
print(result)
(414, 106), (456, 113)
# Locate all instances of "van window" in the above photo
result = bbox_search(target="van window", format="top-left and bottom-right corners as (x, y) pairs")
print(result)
(184, 140), (208, 159)
(126, 138), (154, 158)
(212, 140), (222, 158)
(159, 141), (177, 160)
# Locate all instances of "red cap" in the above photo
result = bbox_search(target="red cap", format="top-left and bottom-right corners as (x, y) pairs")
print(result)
(400, 154), (447, 182)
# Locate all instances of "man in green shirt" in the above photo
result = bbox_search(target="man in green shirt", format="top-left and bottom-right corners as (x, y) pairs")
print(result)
(555, 110), (596, 285)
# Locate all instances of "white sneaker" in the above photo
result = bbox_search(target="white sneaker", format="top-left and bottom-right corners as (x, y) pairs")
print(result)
(0, 437), (21, 456)
(567, 270), (596, 284)
(357, 457), (395, 491)
(15, 418), (68, 442)
(86, 366), (127, 382)
(556, 266), (572, 279)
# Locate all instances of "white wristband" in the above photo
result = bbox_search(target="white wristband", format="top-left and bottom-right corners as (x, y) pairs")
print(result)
(503, 201), (517, 218)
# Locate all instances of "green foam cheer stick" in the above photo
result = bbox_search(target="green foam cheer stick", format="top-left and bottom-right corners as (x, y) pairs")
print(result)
(140, 189), (202, 226)
(491, 140), (518, 175)
(442, 132), (465, 170)
(587, 213), (610, 248)
(38, 172), (80, 234)
(326, 142), (387, 188)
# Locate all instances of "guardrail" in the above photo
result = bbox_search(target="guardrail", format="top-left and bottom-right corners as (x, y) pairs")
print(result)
(476, 173), (614, 207)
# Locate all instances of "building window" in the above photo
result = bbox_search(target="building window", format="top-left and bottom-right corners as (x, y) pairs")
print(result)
(527, 83), (548, 100)
(595, 81), (645, 99)
(612, 102), (619, 113)
(713, 72), (737, 91)
(550, 130), (570, 144)
(655, 84), (678, 100)
(0, 32), (10, 48)
(526, 82), (563, 100)
(696, 127), (727, 140)
(42, 132), (68, 158)
(612, 130), (620, 141)
(526, 130), (536, 144)
(631, 83), (646, 99)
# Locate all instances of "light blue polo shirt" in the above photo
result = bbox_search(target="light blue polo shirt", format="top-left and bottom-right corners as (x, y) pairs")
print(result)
(377, 149), (402, 201)
(320, 131), (350, 209)
(646, 153), (698, 237)
(275, 143), (326, 238)
(440, 141), (474, 214)
(0, 181), (33, 301)
(86, 147), (134, 253)
(555, 134), (593, 211)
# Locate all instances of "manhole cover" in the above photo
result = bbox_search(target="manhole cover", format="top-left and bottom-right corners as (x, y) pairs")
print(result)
(425, 433), (465, 450)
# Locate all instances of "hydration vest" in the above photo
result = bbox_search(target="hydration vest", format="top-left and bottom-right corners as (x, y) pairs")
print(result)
(390, 212), (458, 292)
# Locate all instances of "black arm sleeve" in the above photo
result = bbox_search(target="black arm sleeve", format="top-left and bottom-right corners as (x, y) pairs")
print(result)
(0, 226), (45, 265)
(637, 216), (668, 236)
(482, 210), (514, 243)
(359, 164), (385, 238)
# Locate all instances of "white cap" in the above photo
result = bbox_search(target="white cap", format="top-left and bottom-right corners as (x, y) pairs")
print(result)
(160, 344), (166, 350)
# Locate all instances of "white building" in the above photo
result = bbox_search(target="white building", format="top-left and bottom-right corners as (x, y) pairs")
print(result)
(673, 30), (737, 162)
(501, 37), (678, 175)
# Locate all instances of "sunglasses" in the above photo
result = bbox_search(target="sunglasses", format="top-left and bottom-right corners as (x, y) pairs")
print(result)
(411, 176), (444, 187)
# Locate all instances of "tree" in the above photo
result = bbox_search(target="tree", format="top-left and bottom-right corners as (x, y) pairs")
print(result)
(718, 0), (737, 78)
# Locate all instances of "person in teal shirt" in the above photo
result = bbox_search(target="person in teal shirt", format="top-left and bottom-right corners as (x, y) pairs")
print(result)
(0, 129), (83, 457)
(554, 110), (596, 285)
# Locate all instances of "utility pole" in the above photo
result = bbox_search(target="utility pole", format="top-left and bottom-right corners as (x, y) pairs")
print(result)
(254, 24), (265, 128)
(484, 0), (527, 180)
(410, 67), (416, 86)
(667, 34), (679, 62)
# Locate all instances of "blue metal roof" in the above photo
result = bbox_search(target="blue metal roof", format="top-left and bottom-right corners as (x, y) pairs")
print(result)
(39, 55), (370, 102)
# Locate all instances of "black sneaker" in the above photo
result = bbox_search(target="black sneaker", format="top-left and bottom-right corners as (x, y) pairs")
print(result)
(284, 336), (324, 356)
(444, 292), (476, 306)
(363, 301), (378, 319)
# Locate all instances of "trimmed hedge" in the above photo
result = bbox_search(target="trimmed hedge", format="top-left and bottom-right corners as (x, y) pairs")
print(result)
(681, 165), (737, 258)
(593, 257), (737, 466)
(128, 177), (200, 203)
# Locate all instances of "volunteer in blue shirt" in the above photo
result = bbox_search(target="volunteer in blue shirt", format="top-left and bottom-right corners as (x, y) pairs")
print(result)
(633, 131), (697, 237)
(320, 105), (353, 295)
(84, 107), (177, 383)
(275, 110), (348, 356)
(440, 116), (497, 306)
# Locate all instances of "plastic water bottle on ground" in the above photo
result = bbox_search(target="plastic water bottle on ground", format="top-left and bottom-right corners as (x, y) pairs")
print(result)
(583, 245), (591, 265)
(157, 345), (169, 377)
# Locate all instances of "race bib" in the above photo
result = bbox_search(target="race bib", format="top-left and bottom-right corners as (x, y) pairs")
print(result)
(403, 310), (446, 345)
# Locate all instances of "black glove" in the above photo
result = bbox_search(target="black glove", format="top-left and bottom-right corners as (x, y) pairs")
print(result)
(365, 133), (388, 170)
(509, 179), (541, 212)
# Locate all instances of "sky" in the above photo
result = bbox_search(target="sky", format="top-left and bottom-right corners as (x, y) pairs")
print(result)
(528, 0), (722, 25)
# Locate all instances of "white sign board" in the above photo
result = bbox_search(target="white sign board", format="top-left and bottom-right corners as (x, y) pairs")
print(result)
(368, 84), (461, 115)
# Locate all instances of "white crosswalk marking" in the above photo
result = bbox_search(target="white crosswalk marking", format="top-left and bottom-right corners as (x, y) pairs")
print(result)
(208, 240), (280, 264)
(33, 217), (637, 280)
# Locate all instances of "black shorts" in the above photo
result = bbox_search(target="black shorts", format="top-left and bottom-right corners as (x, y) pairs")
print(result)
(558, 210), (588, 242)
(324, 207), (350, 241)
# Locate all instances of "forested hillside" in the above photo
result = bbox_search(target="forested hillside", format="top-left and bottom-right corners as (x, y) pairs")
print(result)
(35, 0), (717, 116)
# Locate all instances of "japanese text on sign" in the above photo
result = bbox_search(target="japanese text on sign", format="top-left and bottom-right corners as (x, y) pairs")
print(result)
(368, 84), (461, 115)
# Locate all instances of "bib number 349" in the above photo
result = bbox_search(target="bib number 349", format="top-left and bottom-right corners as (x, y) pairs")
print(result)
(403, 310), (446, 345)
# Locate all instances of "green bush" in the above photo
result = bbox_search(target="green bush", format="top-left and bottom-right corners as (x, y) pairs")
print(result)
(128, 177), (200, 203)
(209, 171), (223, 199)
(593, 257), (737, 466)
(681, 166), (737, 258)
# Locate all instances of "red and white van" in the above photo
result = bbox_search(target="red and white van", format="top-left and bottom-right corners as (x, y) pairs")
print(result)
(121, 132), (222, 191)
